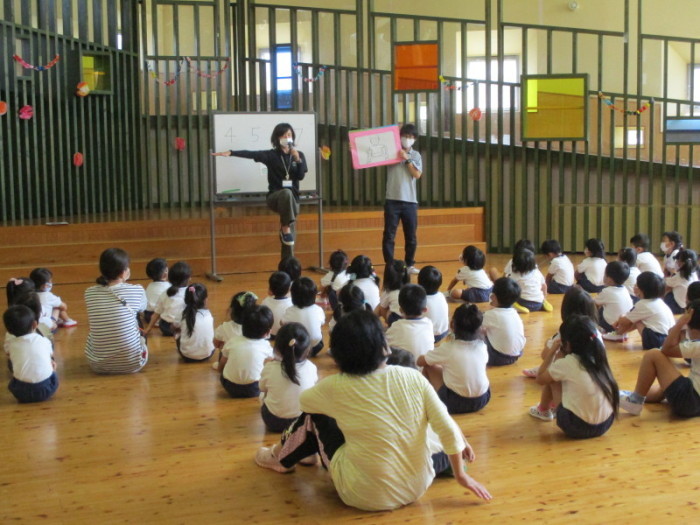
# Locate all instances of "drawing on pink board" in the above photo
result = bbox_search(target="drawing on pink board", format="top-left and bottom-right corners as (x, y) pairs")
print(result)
(349, 125), (402, 169)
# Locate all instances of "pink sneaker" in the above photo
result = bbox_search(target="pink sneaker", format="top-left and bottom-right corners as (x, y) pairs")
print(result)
(61, 318), (78, 328)
(522, 367), (538, 378)
(255, 446), (295, 473)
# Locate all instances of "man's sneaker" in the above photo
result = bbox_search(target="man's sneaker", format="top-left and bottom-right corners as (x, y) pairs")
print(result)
(280, 230), (295, 246)
(255, 446), (295, 473)
(619, 390), (643, 415)
(407, 266), (420, 275)
(522, 367), (539, 378)
(603, 331), (627, 342)
(61, 318), (78, 328)
(529, 405), (554, 421)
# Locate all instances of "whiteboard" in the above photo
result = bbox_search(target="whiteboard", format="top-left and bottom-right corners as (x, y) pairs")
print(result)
(211, 112), (318, 199)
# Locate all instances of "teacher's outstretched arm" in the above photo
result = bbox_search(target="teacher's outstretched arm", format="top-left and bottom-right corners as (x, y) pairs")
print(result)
(211, 150), (232, 156)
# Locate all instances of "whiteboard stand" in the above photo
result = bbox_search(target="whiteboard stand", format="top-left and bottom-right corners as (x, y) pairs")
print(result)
(309, 150), (327, 275)
(206, 150), (224, 282)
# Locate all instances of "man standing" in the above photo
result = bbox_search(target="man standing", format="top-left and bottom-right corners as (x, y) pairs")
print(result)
(382, 123), (423, 274)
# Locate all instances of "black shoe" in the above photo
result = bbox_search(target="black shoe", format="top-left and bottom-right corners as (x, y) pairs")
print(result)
(280, 230), (295, 246)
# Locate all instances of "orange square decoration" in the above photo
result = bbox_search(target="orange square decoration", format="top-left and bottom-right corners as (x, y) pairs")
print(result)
(393, 42), (439, 92)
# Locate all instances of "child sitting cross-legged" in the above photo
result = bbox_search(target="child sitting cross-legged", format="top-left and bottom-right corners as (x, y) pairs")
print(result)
(261, 272), (293, 341)
(609, 271), (675, 348)
(446, 245), (493, 303)
(281, 277), (326, 357)
(385, 284), (434, 364)
(417, 303), (490, 414)
(219, 305), (274, 398)
(418, 266), (450, 343)
(595, 261), (633, 336)
(4, 304), (59, 403)
(482, 277), (526, 366)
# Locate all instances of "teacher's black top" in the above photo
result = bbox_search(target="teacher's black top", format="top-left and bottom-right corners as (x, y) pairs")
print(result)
(230, 149), (307, 199)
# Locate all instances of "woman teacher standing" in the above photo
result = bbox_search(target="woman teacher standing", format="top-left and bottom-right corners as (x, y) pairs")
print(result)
(212, 123), (307, 259)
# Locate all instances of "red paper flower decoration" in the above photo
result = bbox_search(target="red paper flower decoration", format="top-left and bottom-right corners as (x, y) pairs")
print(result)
(73, 152), (84, 167)
(18, 105), (33, 120)
(76, 82), (90, 97)
(174, 137), (186, 151)
(469, 107), (483, 121)
(0, 101), (7, 116)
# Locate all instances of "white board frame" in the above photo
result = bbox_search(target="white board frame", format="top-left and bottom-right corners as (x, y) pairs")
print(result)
(211, 111), (318, 201)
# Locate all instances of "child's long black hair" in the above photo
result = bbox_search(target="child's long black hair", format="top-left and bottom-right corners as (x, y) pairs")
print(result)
(348, 255), (380, 287)
(328, 249), (349, 282)
(275, 322), (311, 385)
(6, 277), (35, 306)
(674, 249), (698, 280)
(452, 303), (483, 341)
(183, 283), (207, 337)
(166, 261), (192, 297)
(561, 287), (598, 324)
(559, 315), (619, 417)
(333, 282), (371, 322)
(585, 238), (606, 259)
(382, 260), (409, 292)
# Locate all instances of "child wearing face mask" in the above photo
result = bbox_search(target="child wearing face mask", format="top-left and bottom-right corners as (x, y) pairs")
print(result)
(382, 123), (423, 275)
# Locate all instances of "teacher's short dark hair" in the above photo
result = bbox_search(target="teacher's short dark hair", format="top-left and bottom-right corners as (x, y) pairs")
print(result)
(270, 123), (295, 147)
(400, 123), (418, 138)
(330, 310), (387, 375)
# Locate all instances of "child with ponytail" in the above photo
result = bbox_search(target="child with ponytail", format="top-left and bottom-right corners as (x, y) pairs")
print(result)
(144, 261), (192, 336)
(530, 315), (618, 439)
(259, 323), (318, 432)
(177, 283), (215, 362)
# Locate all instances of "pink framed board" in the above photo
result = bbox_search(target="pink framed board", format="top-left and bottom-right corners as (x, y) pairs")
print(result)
(348, 125), (402, 169)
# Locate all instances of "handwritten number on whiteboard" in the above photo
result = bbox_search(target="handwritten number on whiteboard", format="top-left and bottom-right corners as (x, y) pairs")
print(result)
(224, 127), (235, 143)
(251, 127), (260, 142)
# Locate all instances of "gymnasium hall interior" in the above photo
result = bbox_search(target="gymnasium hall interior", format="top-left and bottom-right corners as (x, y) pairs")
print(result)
(2, 0), (699, 522)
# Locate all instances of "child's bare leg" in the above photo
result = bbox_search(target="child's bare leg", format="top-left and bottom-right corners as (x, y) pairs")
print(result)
(422, 363), (444, 392)
(57, 304), (71, 323)
(538, 384), (553, 409)
(550, 382), (562, 407)
(633, 349), (682, 402)
(450, 289), (464, 300)
(634, 321), (646, 339)
(488, 267), (501, 282)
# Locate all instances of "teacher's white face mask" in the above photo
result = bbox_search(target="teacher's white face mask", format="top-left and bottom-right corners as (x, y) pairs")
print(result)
(401, 137), (415, 149)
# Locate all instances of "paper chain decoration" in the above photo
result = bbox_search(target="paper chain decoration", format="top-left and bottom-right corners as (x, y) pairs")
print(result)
(13, 54), (60, 71)
(598, 92), (653, 115)
(439, 75), (474, 91)
(146, 57), (230, 85)
(185, 56), (230, 78)
(293, 63), (327, 83)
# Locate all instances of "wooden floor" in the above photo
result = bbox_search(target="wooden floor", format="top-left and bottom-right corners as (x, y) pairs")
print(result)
(2, 254), (699, 523)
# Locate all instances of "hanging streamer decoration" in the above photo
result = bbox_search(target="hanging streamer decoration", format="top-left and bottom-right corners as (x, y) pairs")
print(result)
(293, 63), (327, 83)
(13, 54), (60, 72)
(439, 75), (473, 91)
(184, 56), (230, 79)
(146, 58), (186, 86)
(598, 92), (653, 115)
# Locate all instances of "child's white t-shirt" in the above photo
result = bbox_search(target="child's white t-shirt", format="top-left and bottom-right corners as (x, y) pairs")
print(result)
(145, 281), (170, 312)
(260, 359), (318, 419)
(37, 291), (62, 326)
(352, 278), (381, 310)
(636, 252), (664, 277)
(425, 293), (449, 336)
(385, 317), (434, 361)
(664, 250), (680, 274)
(154, 287), (186, 324)
(214, 320), (242, 345)
(624, 266), (641, 297)
(221, 335), (273, 384)
(262, 296), (293, 336)
(482, 307), (525, 356)
(510, 270), (545, 302)
(281, 304), (326, 346)
(679, 340), (700, 395)
(548, 353), (613, 425)
(6, 333), (54, 383)
(577, 257), (607, 286)
(624, 298), (675, 334)
(423, 339), (489, 398)
(379, 289), (401, 316)
(455, 267), (493, 289)
(178, 310), (215, 360)
(595, 285), (634, 326)
(321, 270), (350, 292)
(666, 272), (698, 309)
(548, 255), (575, 286)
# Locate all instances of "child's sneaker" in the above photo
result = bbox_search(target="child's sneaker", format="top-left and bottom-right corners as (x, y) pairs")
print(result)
(255, 446), (295, 473)
(522, 367), (539, 378)
(619, 390), (643, 415)
(61, 318), (78, 328)
(542, 300), (554, 312)
(529, 405), (554, 421)
(603, 331), (627, 342)
(513, 302), (530, 314)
